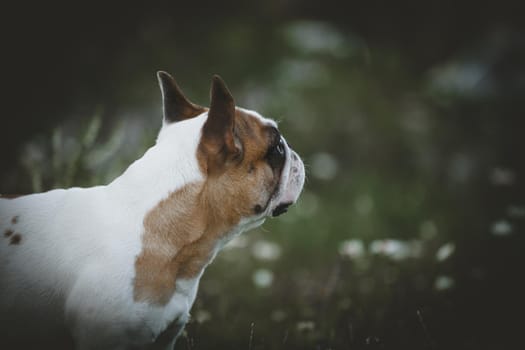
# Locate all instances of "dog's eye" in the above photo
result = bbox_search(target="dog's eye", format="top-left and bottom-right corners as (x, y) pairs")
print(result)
(266, 137), (285, 169)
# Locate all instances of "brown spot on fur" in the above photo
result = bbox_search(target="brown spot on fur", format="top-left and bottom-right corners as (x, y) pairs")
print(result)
(4, 229), (13, 237)
(11, 216), (19, 224)
(9, 233), (21, 245)
(133, 108), (281, 305)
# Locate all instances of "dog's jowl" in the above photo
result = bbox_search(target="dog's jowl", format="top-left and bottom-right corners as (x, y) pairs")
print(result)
(0, 72), (305, 350)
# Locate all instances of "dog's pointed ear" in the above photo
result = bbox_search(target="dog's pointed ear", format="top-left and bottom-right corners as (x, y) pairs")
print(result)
(157, 71), (205, 123)
(199, 75), (241, 173)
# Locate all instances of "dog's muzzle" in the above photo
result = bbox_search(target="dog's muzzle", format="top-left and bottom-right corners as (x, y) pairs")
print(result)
(268, 143), (305, 218)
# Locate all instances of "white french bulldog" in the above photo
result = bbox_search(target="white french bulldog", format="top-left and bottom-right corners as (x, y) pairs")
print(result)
(0, 72), (305, 349)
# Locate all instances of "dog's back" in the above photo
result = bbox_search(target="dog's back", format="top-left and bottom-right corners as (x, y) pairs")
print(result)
(1, 190), (95, 304)
(1, 192), (71, 347)
(0, 189), (137, 348)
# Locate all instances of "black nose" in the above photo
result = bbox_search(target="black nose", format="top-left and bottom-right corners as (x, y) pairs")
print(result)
(272, 202), (292, 217)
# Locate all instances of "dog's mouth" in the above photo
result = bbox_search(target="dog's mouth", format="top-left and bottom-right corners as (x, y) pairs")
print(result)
(272, 202), (293, 217)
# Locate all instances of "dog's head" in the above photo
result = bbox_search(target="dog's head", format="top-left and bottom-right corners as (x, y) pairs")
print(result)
(154, 72), (304, 228)
(132, 72), (306, 303)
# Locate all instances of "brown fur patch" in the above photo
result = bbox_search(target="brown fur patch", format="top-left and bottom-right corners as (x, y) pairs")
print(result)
(4, 229), (13, 237)
(133, 183), (206, 304)
(9, 233), (21, 245)
(133, 109), (281, 305)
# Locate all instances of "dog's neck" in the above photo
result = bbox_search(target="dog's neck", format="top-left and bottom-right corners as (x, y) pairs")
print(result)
(107, 114), (206, 217)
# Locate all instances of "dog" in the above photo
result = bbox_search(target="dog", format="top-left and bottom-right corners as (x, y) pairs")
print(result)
(0, 72), (305, 349)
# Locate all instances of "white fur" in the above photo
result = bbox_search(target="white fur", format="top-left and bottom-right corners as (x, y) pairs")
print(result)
(0, 109), (304, 349)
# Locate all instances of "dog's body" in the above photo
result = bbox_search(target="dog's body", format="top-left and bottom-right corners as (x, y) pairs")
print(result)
(0, 73), (305, 349)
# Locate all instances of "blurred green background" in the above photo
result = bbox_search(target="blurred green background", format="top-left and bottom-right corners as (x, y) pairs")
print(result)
(1, 1), (524, 349)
